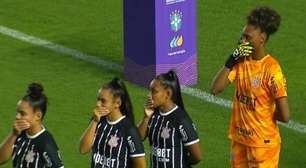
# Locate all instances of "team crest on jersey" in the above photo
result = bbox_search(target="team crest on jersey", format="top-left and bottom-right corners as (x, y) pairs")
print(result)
(251, 75), (261, 88)
(25, 150), (35, 164)
(161, 127), (171, 139)
(108, 134), (119, 148)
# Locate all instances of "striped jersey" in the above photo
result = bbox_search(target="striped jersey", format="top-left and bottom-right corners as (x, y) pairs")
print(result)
(147, 105), (199, 168)
(228, 55), (287, 147)
(12, 128), (64, 168)
(92, 116), (145, 168)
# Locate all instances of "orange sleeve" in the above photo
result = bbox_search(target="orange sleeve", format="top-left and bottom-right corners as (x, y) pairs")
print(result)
(228, 67), (237, 83)
(269, 64), (287, 98)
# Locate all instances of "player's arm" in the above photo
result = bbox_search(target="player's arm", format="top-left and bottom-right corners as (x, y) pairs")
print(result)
(0, 119), (30, 164)
(0, 133), (17, 164)
(131, 156), (146, 168)
(79, 120), (99, 154)
(79, 104), (110, 154)
(137, 95), (154, 140)
(186, 142), (202, 164)
(274, 97), (290, 123)
(210, 67), (231, 95)
(211, 42), (254, 95)
(128, 125), (146, 168)
(42, 139), (64, 168)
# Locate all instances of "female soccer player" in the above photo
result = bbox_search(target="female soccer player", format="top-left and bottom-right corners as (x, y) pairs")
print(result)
(79, 77), (146, 168)
(211, 6), (290, 168)
(138, 70), (201, 168)
(0, 83), (64, 168)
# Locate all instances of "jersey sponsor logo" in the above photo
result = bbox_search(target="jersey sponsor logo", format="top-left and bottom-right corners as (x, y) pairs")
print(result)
(25, 149), (35, 164)
(161, 127), (171, 139)
(127, 136), (136, 153)
(236, 91), (257, 111)
(152, 147), (171, 162)
(236, 127), (254, 137)
(43, 152), (53, 167)
(179, 125), (188, 141)
(93, 153), (116, 167)
(108, 134), (119, 148)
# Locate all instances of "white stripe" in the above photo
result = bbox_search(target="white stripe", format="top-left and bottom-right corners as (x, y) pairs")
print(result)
(116, 137), (123, 168)
(0, 25), (305, 134)
(130, 153), (145, 157)
(102, 126), (113, 168)
(180, 141), (183, 168)
(17, 141), (26, 155)
(184, 139), (200, 146)
(151, 116), (160, 143)
(35, 152), (39, 168)
(97, 124), (108, 154)
(163, 121), (169, 168)
(124, 148), (128, 168)
(156, 117), (165, 168)
(20, 139), (31, 167)
(172, 128), (175, 168)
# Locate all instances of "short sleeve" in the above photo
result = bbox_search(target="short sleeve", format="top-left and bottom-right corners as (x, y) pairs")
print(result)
(269, 64), (287, 99)
(126, 127), (145, 158)
(42, 138), (64, 168)
(228, 67), (237, 83)
(178, 114), (199, 146)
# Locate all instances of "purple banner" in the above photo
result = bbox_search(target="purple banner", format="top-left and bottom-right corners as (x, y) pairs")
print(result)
(124, 0), (197, 87)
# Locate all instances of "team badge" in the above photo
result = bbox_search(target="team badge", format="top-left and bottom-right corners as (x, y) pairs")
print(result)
(25, 149), (35, 164)
(108, 134), (119, 148)
(161, 127), (171, 139)
(251, 75), (261, 88)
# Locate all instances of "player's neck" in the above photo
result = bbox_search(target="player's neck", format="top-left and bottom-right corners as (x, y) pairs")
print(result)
(159, 102), (176, 113)
(26, 124), (43, 136)
(107, 109), (123, 122)
(253, 48), (266, 60)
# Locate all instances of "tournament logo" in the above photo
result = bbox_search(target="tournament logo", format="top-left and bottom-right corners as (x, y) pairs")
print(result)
(161, 127), (171, 139)
(170, 10), (182, 32)
(170, 35), (183, 48)
(108, 134), (119, 148)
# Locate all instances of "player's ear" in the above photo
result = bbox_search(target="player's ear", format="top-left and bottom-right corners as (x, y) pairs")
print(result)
(260, 32), (267, 44)
(166, 88), (173, 100)
(114, 97), (122, 109)
(34, 109), (43, 121)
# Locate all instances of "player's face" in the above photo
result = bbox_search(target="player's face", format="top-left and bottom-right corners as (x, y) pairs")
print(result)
(97, 88), (117, 113)
(149, 79), (169, 108)
(240, 24), (266, 53)
(16, 100), (37, 128)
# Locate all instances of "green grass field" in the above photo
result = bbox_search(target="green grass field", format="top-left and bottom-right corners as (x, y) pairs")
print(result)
(1, 0), (306, 167)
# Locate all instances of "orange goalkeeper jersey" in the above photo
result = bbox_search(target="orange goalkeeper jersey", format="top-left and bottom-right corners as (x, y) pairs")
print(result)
(228, 54), (287, 147)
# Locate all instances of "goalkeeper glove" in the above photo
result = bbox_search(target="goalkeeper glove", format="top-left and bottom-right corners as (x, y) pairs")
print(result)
(225, 42), (254, 69)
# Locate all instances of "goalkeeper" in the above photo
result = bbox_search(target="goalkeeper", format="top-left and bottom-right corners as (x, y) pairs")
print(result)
(210, 6), (290, 168)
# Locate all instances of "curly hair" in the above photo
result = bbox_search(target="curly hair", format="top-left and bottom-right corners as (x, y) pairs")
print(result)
(247, 6), (281, 40)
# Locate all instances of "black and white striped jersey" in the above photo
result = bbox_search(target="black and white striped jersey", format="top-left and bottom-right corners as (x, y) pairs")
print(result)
(92, 116), (145, 168)
(12, 128), (64, 168)
(147, 106), (199, 168)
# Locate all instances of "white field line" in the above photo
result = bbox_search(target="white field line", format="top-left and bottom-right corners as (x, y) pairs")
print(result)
(1, 25), (305, 134)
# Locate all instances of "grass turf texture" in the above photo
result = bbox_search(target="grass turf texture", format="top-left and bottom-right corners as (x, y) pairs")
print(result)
(1, 0), (306, 167)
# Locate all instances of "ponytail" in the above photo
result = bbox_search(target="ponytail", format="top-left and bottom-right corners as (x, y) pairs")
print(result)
(103, 78), (135, 124)
(22, 83), (48, 119)
(156, 70), (185, 111)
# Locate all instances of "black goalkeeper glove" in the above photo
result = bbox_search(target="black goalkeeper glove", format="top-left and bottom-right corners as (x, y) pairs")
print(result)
(225, 42), (254, 69)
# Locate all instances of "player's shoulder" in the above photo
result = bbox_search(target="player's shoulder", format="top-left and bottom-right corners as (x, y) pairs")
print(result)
(264, 54), (281, 67)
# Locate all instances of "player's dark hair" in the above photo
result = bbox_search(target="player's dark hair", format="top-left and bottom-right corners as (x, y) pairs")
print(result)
(103, 77), (135, 124)
(247, 6), (281, 40)
(22, 83), (48, 119)
(156, 70), (185, 111)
